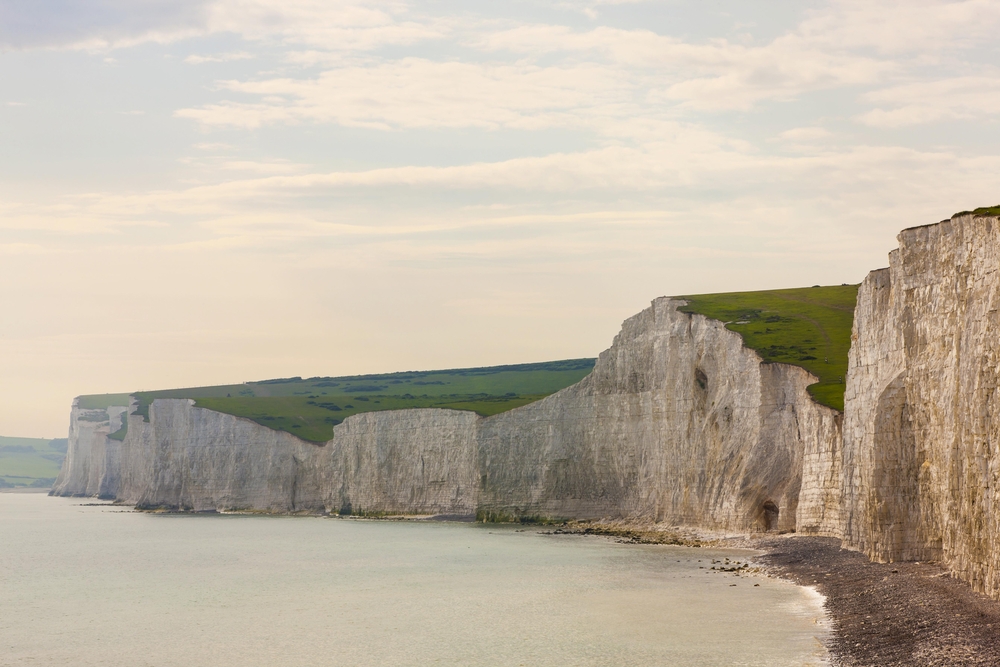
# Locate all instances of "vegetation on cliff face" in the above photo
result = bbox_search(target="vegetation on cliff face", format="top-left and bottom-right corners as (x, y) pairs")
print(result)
(78, 359), (596, 444)
(677, 285), (859, 411)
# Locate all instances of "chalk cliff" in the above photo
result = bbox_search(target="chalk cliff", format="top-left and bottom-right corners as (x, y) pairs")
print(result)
(115, 399), (331, 513)
(843, 213), (1000, 597)
(53, 298), (842, 533)
(330, 409), (479, 517)
(51, 402), (127, 499)
(478, 299), (842, 531)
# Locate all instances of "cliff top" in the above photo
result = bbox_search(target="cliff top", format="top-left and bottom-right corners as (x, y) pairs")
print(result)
(77, 358), (596, 444)
(953, 205), (1000, 218)
(899, 206), (1000, 234)
(677, 284), (859, 411)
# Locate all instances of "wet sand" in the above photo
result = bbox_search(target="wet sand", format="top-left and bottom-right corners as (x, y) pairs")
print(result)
(755, 536), (1000, 666)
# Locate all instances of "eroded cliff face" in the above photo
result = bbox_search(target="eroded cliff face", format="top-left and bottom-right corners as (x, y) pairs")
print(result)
(115, 399), (332, 513)
(479, 298), (843, 532)
(843, 214), (1000, 596)
(53, 298), (842, 534)
(51, 402), (127, 499)
(330, 409), (479, 517)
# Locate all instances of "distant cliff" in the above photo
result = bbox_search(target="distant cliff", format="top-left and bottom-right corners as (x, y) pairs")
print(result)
(52, 403), (127, 499)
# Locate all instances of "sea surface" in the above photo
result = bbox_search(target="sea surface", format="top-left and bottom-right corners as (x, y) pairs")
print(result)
(0, 493), (828, 666)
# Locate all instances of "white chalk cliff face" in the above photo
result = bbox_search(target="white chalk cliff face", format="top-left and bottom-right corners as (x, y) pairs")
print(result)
(479, 299), (842, 531)
(116, 399), (332, 513)
(52, 402), (127, 499)
(53, 298), (841, 534)
(843, 214), (1000, 597)
(329, 409), (480, 517)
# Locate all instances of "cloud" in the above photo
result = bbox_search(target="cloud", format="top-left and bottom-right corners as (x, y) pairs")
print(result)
(0, 0), (209, 50)
(857, 76), (1000, 127)
(797, 0), (1000, 55)
(185, 50), (253, 64)
(221, 160), (307, 174)
(14, 134), (1000, 245)
(778, 127), (832, 141)
(175, 58), (634, 130)
(478, 24), (890, 111)
(0, 0), (446, 52)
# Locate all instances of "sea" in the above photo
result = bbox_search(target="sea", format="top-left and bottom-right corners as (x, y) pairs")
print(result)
(0, 493), (828, 666)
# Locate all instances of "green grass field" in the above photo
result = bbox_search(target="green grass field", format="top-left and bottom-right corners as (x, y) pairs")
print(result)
(77, 394), (132, 411)
(677, 284), (859, 411)
(81, 359), (597, 444)
(0, 436), (67, 488)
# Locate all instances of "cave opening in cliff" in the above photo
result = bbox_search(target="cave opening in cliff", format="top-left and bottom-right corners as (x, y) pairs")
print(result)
(761, 500), (780, 531)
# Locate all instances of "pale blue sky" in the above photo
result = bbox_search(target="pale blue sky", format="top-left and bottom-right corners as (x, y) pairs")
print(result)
(2, 0), (999, 436)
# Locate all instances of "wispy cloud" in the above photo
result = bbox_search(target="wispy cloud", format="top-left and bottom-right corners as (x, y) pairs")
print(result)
(220, 160), (307, 174)
(185, 50), (253, 64)
(176, 58), (633, 130)
(777, 127), (832, 141)
(0, 0), (446, 52)
(193, 142), (234, 151)
(858, 76), (1000, 127)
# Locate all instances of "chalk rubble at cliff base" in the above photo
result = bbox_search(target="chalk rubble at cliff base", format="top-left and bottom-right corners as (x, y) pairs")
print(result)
(53, 214), (1000, 601)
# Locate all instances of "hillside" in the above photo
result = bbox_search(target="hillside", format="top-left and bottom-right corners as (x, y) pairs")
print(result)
(78, 359), (597, 443)
(677, 284), (859, 411)
(0, 436), (67, 488)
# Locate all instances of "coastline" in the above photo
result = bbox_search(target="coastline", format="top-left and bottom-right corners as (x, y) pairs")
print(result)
(753, 536), (1000, 667)
(553, 522), (1000, 666)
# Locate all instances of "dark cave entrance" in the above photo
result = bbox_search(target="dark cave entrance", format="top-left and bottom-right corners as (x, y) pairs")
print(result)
(761, 500), (780, 531)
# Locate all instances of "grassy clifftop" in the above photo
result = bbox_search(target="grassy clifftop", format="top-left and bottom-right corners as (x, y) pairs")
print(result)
(954, 205), (1000, 217)
(677, 284), (859, 411)
(80, 359), (596, 444)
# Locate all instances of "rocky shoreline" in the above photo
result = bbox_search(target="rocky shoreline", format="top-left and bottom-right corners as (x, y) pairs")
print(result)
(754, 536), (1000, 667)
(553, 523), (1000, 666)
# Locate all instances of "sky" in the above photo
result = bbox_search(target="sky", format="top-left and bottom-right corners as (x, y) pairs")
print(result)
(2, 0), (999, 437)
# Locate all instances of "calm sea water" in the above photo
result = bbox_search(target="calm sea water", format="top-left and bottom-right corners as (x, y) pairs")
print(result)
(0, 494), (828, 666)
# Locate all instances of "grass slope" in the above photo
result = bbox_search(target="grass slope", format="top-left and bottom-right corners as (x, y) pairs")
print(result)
(0, 436), (67, 488)
(81, 359), (596, 444)
(677, 284), (859, 412)
(954, 205), (1000, 217)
